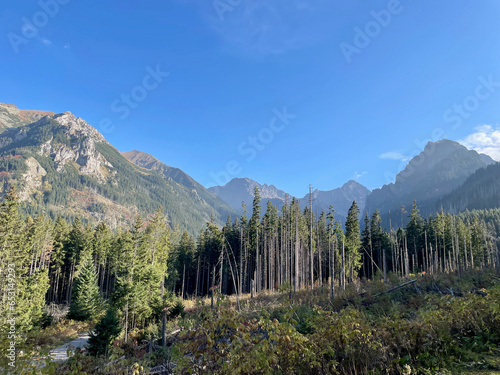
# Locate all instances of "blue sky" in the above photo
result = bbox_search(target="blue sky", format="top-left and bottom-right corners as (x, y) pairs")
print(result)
(1, 0), (500, 197)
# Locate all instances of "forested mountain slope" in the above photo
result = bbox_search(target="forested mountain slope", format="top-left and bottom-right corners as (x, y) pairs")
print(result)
(438, 162), (500, 213)
(122, 150), (238, 220)
(0, 111), (237, 234)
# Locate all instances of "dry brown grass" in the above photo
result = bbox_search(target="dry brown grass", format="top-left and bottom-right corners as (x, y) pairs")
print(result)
(28, 319), (94, 351)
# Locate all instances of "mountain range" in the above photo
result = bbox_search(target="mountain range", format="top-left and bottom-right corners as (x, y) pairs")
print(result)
(1, 102), (499, 232)
(365, 139), (496, 226)
(0, 103), (237, 235)
(208, 178), (371, 222)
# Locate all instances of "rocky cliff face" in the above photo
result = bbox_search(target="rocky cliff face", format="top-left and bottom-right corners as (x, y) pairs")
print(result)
(53, 112), (108, 144)
(0, 105), (238, 234)
(19, 157), (47, 201)
(38, 112), (113, 181)
(365, 139), (495, 226)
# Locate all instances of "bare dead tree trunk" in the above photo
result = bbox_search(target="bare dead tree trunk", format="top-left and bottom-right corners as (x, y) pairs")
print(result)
(309, 184), (313, 289)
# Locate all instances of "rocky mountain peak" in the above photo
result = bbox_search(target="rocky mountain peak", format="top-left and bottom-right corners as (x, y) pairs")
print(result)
(342, 179), (367, 191)
(53, 111), (108, 145)
(33, 111), (114, 182)
(365, 138), (495, 224)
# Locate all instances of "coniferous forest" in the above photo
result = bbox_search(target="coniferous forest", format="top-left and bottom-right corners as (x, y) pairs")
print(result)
(1, 184), (499, 374)
(4, 1), (500, 374)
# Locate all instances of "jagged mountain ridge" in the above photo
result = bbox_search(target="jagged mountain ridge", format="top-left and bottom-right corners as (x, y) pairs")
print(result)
(0, 108), (237, 234)
(2, 103), (498, 231)
(208, 177), (289, 213)
(209, 177), (371, 222)
(299, 180), (371, 221)
(365, 139), (495, 226)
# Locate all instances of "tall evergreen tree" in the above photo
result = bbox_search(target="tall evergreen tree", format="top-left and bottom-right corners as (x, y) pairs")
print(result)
(49, 217), (69, 303)
(361, 212), (372, 278)
(406, 200), (424, 270)
(0, 186), (49, 333)
(68, 253), (103, 321)
(249, 187), (261, 292)
(345, 200), (361, 280)
(87, 306), (121, 357)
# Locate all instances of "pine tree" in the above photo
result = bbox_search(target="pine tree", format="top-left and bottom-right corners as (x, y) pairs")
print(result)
(406, 201), (423, 270)
(361, 212), (372, 278)
(87, 306), (121, 357)
(49, 217), (69, 303)
(0, 186), (25, 270)
(93, 221), (112, 295)
(65, 218), (84, 302)
(0, 186), (50, 332)
(177, 231), (196, 297)
(345, 200), (361, 280)
(68, 253), (103, 321)
(249, 187), (261, 292)
(371, 210), (389, 278)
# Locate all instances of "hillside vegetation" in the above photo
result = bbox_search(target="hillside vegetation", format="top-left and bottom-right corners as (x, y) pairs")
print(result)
(1, 185), (499, 374)
(0, 115), (237, 235)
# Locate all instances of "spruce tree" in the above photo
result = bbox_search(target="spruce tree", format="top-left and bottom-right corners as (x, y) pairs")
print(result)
(406, 201), (423, 265)
(361, 212), (372, 278)
(249, 187), (261, 291)
(49, 217), (69, 303)
(87, 306), (121, 357)
(68, 253), (103, 321)
(345, 200), (361, 280)
(0, 186), (50, 332)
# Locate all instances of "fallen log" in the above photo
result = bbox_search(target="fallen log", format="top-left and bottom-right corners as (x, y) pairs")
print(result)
(372, 279), (417, 298)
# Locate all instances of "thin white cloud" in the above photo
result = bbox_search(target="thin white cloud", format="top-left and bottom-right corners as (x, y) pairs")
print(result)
(460, 125), (500, 161)
(353, 171), (367, 179)
(39, 37), (53, 47)
(379, 151), (411, 162)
